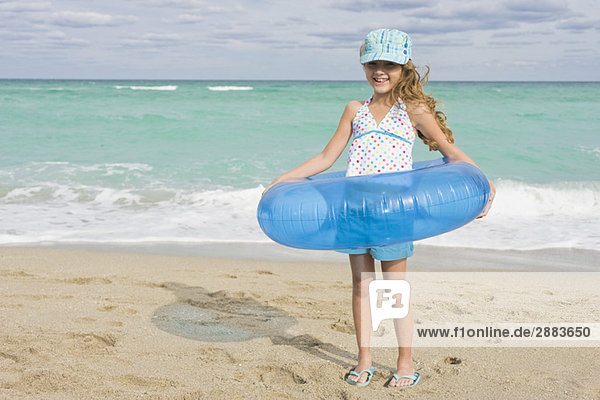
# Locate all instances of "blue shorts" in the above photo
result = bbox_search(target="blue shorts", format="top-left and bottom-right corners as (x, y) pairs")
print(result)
(337, 242), (414, 261)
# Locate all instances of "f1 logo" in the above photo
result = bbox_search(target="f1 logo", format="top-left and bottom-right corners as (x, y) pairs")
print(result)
(369, 280), (411, 331)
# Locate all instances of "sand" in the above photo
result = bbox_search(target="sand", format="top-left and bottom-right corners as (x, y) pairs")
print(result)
(0, 244), (599, 400)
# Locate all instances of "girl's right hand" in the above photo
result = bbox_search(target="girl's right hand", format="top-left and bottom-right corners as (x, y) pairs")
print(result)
(262, 181), (278, 196)
(262, 177), (288, 196)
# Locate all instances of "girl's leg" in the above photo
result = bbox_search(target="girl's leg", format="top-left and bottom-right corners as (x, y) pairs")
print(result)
(381, 258), (416, 387)
(347, 253), (376, 384)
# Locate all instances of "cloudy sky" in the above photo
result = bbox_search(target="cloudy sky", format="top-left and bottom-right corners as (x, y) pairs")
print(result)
(0, 0), (598, 80)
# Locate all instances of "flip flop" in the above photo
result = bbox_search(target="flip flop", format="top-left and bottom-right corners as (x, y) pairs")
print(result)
(345, 366), (375, 387)
(385, 371), (420, 388)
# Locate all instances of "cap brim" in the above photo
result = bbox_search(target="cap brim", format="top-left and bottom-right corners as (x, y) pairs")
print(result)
(360, 52), (409, 65)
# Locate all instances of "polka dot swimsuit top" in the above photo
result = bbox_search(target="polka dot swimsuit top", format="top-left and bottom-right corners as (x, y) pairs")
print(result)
(346, 96), (415, 176)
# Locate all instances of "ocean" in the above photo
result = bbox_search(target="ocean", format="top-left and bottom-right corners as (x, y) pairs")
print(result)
(1, 80), (598, 251)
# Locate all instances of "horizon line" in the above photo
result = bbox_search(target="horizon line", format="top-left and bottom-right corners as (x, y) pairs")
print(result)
(1, 78), (599, 83)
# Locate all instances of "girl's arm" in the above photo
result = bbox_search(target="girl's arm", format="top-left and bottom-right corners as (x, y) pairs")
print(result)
(408, 104), (496, 218)
(263, 101), (360, 195)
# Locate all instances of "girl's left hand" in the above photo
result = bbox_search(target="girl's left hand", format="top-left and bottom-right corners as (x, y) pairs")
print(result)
(477, 180), (496, 218)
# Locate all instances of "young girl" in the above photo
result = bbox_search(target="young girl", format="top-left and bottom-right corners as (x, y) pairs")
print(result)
(264, 29), (495, 389)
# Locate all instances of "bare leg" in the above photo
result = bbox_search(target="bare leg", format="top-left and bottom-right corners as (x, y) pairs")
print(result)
(346, 253), (376, 384)
(381, 258), (416, 387)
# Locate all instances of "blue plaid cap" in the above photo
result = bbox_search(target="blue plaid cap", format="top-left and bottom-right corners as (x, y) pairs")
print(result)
(360, 29), (412, 65)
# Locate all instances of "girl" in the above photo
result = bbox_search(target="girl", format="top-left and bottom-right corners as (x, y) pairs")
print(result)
(264, 29), (495, 389)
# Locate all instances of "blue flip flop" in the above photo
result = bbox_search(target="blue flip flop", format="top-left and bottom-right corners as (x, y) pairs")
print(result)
(345, 366), (375, 387)
(385, 371), (420, 388)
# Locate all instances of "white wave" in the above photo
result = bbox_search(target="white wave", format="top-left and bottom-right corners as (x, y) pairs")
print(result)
(9, 161), (154, 179)
(207, 86), (253, 91)
(0, 185), (267, 244)
(3, 184), (157, 207)
(491, 179), (600, 218)
(1, 180), (598, 250)
(576, 145), (600, 158)
(79, 163), (154, 175)
(114, 85), (177, 91)
(420, 179), (600, 250)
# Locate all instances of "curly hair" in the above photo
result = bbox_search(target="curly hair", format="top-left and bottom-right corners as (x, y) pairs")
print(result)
(390, 60), (455, 151)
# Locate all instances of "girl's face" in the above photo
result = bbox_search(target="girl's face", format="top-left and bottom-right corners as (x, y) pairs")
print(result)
(363, 60), (403, 95)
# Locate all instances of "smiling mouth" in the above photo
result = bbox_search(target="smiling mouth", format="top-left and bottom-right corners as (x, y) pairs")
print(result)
(373, 77), (388, 84)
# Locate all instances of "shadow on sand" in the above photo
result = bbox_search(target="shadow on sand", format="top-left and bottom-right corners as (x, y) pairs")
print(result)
(152, 282), (390, 371)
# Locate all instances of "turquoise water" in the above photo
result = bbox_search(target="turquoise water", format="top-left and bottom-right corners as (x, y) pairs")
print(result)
(1, 80), (599, 249)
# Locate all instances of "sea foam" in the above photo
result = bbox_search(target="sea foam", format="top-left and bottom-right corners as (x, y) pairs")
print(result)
(0, 178), (598, 250)
(114, 85), (177, 91)
(207, 86), (253, 91)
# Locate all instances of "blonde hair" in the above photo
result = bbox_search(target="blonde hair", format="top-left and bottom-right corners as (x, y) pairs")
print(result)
(390, 60), (454, 151)
(360, 38), (454, 151)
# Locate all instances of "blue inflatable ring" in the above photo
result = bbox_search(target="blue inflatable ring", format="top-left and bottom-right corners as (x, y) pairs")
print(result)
(258, 158), (490, 250)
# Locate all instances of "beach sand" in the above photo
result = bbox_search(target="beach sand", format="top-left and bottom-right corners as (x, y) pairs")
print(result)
(0, 245), (599, 399)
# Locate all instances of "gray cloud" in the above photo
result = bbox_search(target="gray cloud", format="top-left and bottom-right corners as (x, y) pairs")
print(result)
(47, 36), (88, 47)
(557, 18), (600, 31)
(0, 26), (89, 52)
(136, 0), (205, 9)
(490, 29), (551, 38)
(121, 32), (183, 47)
(0, 30), (36, 40)
(0, 1), (51, 12)
(0, 0), (597, 80)
(503, 0), (569, 13)
(212, 30), (269, 42)
(308, 31), (363, 43)
(331, 0), (435, 12)
(416, 38), (473, 47)
(488, 40), (544, 47)
(136, 0), (246, 12)
(50, 11), (138, 28)
(163, 13), (204, 24)
(409, 0), (575, 29)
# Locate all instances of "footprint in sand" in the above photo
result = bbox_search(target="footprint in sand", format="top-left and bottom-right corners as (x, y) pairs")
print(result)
(254, 270), (277, 276)
(0, 351), (19, 363)
(118, 374), (176, 388)
(329, 318), (354, 334)
(444, 356), (462, 365)
(197, 346), (236, 363)
(11, 369), (77, 392)
(0, 270), (35, 278)
(67, 332), (117, 348)
(257, 365), (307, 385)
(61, 277), (112, 285)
